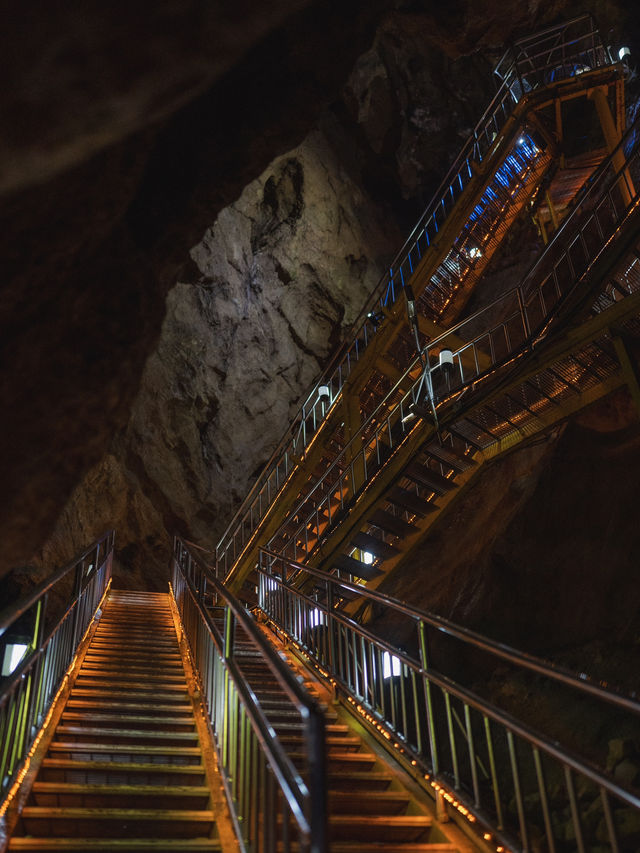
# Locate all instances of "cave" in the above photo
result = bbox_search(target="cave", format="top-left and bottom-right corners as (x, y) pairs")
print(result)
(2, 3), (640, 851)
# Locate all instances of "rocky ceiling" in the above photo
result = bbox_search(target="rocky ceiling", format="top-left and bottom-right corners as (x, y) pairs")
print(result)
(2, 1), (640, 656)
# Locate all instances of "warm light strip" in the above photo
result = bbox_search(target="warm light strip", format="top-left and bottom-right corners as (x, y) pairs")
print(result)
(0, 577), (112, 817)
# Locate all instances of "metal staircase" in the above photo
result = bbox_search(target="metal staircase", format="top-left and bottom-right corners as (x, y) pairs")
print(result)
(243, 80), (640, 599)
(2, 532), (640, 853)
(6, 590), (223, 851)
(254, 550), (640, 853)
(205, 596), (459, 852)
(217, 14), (627, 592)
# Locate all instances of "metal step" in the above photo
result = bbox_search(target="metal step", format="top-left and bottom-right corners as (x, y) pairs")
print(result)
(367, 508), (417, 538)
(331, 554), (383, 581)
(404, 462), (456, 495)
(39, 759), (207, 787)
(18, 807), (215, 839)
(9, 839), (220, 851)
(425, 442), (476, 473)
(351, 531), (400, 560)
(387, 487), (438, 517)
(30, 782), (210, 810)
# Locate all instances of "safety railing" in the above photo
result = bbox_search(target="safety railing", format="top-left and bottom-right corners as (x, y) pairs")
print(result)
(171, 537), (327, 853)
(216, 14), (614, 580)
(494, 14), (609, 97)
(257, 551), (640, 853)
(270, 111), (640, 564)
(0, 531), (114, 803)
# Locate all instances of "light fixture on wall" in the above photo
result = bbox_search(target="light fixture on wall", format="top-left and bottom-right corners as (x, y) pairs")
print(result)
(1, 638), (29, 677)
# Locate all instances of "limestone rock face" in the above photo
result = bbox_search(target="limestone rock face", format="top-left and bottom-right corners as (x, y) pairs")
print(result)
(0, 0), (392, 578)
(130, 130), (399, 542)
(35, 130), (399, 582)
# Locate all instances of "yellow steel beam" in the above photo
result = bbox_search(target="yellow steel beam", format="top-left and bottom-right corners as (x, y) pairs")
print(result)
(590, 85), (634, 207)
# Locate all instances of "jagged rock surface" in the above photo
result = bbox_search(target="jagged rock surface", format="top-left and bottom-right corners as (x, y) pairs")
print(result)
(34, 130), (400, 583)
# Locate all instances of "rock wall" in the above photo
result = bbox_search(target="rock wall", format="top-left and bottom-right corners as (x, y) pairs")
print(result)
(7, 0), (640, 661)
(34, 129), (401, 585)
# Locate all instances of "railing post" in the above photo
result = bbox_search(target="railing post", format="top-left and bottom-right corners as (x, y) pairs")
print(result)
(326, 579), (336, 674)
(70, 559), (84, 649)
(418, 620), (439, 775)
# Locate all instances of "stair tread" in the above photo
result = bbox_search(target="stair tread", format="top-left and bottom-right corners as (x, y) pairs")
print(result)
(328, 815), (432, 825)
(70, 689), (188, 699)
(55, 727), (197, 740)
(387, 487), (437, 516)
(76, 676), (186, 684)
(32, 783), (209, 796)
(331, 554), (383, 580)
(41, 759), (204, 773)
(351, 531), (400, 559)
(61, 713), (193, 723)
(425, 442), (476, 472)
(21, 807), (213, 819)
(367, 508), (417, 538)
(49, 742), (200, 754)
(71, 681), (187, 691)
(405, 462), (456, 494)
(65, 702), (191, 711)
(9, 841), (220, 851)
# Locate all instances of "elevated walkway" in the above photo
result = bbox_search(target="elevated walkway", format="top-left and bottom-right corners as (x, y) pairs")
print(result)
(217, 15), (627, 592)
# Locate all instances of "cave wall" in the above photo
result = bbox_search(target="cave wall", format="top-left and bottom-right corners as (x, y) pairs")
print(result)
(0, 0), (394, 578)
(34, 128), (401, 584)
(5, 0), (640, 655)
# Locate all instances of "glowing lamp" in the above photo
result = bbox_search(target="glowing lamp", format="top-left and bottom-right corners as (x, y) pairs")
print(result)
(439, 349), (454, 375)
(1, 640), (29, 677)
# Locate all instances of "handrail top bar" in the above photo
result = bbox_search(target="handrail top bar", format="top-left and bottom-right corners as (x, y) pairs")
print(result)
(493, 13), (599, 71)
(175, 537), (324, 720)
(0, 530), (114, 637)
(511, 12), (597, 50)
(258, 549), (640, 716)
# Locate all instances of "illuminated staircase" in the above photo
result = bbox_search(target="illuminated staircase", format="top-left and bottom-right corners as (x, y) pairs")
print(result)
(218, 15), (626, 592)
(209, 605), (465, 852)
(8, 590), (221, 852)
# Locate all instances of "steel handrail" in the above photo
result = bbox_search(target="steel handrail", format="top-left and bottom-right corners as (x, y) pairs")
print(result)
(172, 537), (327, 853)
(176, 563), (311, 829)
(0, 531), (114, 637)
(179, 537), (326, 720)
(259, 549), (640, 715)
(0, 532), (114, 804)
(255, 556), (640, 852)
(215, 14), (610, 571)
